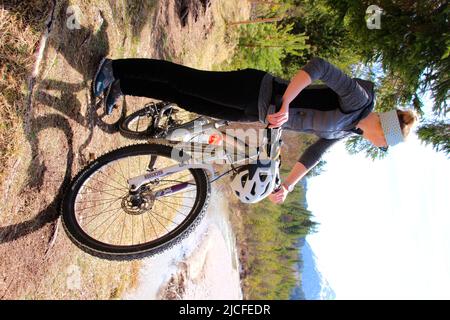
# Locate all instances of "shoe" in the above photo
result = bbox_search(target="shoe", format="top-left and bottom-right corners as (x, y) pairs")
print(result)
(92, 57), (114, 98)
(104, 80), (123, 115)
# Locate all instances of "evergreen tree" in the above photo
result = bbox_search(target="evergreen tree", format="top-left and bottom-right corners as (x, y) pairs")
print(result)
(325, 0), (449, 116)
(417, 121), (450, 154)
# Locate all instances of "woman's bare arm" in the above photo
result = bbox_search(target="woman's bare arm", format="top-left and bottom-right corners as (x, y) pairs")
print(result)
(266, 70), (312, 128)
(281, 70), (312, 109)
(268, 162), (310, 204)
(284, 162), (309, 189)
(269, 137), (341, 204)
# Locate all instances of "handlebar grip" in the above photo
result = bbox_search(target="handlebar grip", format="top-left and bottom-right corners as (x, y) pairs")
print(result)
(272, 183), (282, 194)
(272, 187), (281, 194)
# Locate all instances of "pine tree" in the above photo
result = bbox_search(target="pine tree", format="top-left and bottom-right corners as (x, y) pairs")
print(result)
(417, 121), (450, 154)
(326, 0), (449, 116)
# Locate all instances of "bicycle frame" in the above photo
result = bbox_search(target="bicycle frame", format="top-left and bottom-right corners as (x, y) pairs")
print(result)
(126, 107), (283, 200)
(127, 136), (260, 194)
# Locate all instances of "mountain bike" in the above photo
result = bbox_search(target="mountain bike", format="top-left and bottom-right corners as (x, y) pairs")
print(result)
(61, 101), (283, 260)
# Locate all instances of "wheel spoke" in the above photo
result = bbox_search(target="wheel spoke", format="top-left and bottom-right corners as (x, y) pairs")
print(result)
(116, 158), (129, 185)
(89, 206), (123, 234)
(141, 214), (147, 244)
(80, 184), (126, 200)
(154, 199), (188, 219)
(97, 166), (128, 189)
(119, 214), (126, 245)
(146, 210), (159, 239)
(84, 204), (123, 222)
(97, 209), (125, 240)
(84, 202), (123, 226)
(75, 196), (120, 205)
(136, 115), (141, 132)
(70, 147), (204, 250)
(156, 198), (192, 211)
(76, 197), (121, 212)
(87, 174), (128, 192)
(131, 214), (134, 245)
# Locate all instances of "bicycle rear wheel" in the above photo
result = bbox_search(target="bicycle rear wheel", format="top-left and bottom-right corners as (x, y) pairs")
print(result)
(61, 143), (210, 260)
(119, 105), (158, 140)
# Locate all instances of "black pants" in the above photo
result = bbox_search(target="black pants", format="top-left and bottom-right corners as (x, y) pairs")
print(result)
(112, 59), (267, 122)
(112, 59), (340, 122)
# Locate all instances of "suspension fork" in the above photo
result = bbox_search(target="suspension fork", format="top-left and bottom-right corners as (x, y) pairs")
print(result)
(127, 162), (215, 193)
(152, 180), (197, 199)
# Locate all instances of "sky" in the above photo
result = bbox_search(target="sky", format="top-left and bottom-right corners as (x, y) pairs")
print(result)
(305, 98), (450, 299)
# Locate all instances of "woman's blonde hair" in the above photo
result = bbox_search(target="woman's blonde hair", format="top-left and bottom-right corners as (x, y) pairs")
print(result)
(397, 109), (418, 138)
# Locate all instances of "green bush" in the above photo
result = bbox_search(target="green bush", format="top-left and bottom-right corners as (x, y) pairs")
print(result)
(226, 22), (309, 77)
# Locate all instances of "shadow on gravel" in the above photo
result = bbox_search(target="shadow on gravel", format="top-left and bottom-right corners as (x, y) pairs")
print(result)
(0, 0), (152, 243)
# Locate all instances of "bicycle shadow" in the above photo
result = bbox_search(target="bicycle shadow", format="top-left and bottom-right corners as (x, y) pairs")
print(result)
(1, 1), (109, 243)
(1, 0), (158, 244)
(0, 114), (74, 243)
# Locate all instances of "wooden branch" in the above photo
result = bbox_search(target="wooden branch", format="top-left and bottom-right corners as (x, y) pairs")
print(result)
(228, 16), (284, 26)
(248, 0), (280, 5)
(240, 44), (286, 48)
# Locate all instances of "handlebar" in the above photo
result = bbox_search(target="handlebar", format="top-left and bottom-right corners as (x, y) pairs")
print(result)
(272, 185), (282, 194)
(264, 126), (283, 160)
(267, 95), (284, 194)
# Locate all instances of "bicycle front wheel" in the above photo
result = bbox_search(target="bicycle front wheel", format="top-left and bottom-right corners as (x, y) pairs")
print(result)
(61, 143), (210, 260)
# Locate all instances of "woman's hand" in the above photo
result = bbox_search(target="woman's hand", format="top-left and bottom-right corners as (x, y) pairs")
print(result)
(266, 106), (288, 128)
(268, 184), (289, 204)
(268, 69), (311, 128)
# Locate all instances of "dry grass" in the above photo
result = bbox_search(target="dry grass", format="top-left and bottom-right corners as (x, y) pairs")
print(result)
(156, 0), (250, 70)
(28, 249), (141, 299)
(0, 0), (154, 300)
(0, 7), (40, 190)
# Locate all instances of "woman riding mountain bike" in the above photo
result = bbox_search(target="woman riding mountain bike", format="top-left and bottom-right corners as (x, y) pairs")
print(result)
(93, 57), (417, 204)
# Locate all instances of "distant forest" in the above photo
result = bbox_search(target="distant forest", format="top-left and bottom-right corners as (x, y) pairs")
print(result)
(241, 167), (316, 299)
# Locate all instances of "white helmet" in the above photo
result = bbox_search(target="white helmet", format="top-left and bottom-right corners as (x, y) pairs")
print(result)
(230, 160), (281, 204)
